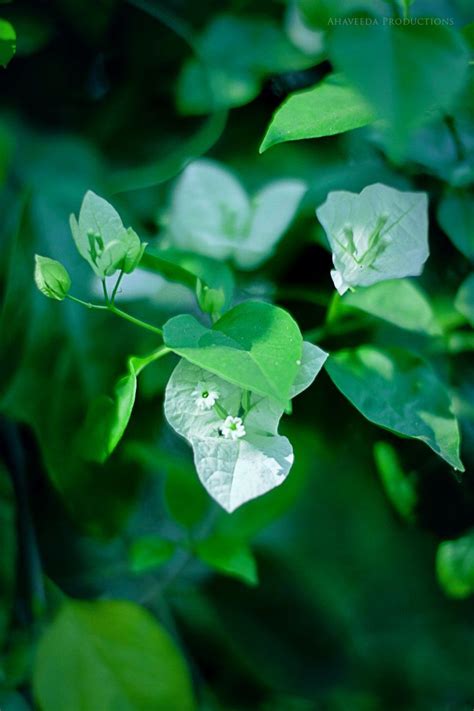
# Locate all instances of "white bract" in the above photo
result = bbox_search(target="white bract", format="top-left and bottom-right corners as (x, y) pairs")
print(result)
(164, 341), (327, 512)
(316, 183), (429, 295)
(166, 160), (307, 270)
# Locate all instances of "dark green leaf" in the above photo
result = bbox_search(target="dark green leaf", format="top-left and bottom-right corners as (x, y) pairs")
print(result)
(326, 346), (464, 471)
(455, 273), (474, 326)
(438, 190), (474, 262)
(129, 536), (176, 574)
(195, 535), (258, 586)
(0, 19), (15, 67)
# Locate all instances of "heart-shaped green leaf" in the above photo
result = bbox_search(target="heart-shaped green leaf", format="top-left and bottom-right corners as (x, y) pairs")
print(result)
(163, 301), (303, 405)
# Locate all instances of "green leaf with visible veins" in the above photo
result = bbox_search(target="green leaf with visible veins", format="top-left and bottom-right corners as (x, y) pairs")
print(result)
(260, 74), (376, 152)
(326, 346), (464, 471)
(163, 301), (303, 405)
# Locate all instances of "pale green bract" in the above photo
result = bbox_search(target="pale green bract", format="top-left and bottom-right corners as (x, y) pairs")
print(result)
(316, 183), (429, 295)
(164, 342), (327, 512)
(34, 255), (71, 301)
(166, 160), (306, 270)
(69, 191), (147, 278)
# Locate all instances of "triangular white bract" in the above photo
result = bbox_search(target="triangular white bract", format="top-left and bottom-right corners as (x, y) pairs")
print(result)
(316, 183), (429, 295)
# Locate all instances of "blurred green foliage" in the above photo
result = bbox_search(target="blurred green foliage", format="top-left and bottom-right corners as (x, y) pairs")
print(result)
(1, 0), (474, 709)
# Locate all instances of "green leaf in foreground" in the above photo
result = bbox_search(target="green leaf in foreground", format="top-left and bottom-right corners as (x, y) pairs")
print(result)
(0, 19), (16, 67)
(326, 346), (464, 471)
(437, 191), (474, 262)
(316, 183), (429, 295)
(163, 301), (303, 406)
(76, 348), (168, 463)
(343, 279), (441, 335)
(455, 273), (474, 326)
(260, 74), (376, 152)
(437, 530), (474, 598)
(34, 255), (71, 301)
(373, 441), (417, 521)
(195, 535), (258, 585)
(33, 599), (195, 711)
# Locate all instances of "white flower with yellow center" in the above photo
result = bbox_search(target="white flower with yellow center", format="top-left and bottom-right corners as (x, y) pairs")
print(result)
(192, 383), (220, 410)
(220, 415), (246, 440)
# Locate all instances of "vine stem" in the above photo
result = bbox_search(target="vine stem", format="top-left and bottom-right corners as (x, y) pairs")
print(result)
(66, 295), (164, 336)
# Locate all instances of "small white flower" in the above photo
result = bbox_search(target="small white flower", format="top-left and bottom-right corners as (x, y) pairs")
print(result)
(220, 416), (246, 440)
(193, 383), (220, 410)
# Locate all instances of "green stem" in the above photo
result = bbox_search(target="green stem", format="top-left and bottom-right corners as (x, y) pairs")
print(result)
(276, 287), (329, 308)
(67, 294), (164, 336)
(66, 294), (108, 311)
(133, 345), (171, 375)
(108, 305), (163, 336)
(102, 278), (109, 305)
(304, 316), (371, 343)
(111, 270), (125, 303)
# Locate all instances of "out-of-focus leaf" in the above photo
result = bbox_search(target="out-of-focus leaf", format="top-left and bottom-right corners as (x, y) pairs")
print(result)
(140, 246), (234, 310)
(260, 74), (376, 152)
(33, 599), (195, 711)
(163, 302), (303, 405)
(373, 441), (417, 521)
(326, 346), (464, 471)
(343, 279), (441, 335)
(316, 183), (429, 295)
(176, 14), (316, 115)
(437, 529), (474, 598)
(0, 461), (15, 650)
(0, 692), (31, 711)
(0, 19), (15, 67)
(438, 190), (474, 262)
(129, 536), (176, 574)
(195, 535), (258, 585)
(327, 23), (469, 156)
(455, 273), (474, 326)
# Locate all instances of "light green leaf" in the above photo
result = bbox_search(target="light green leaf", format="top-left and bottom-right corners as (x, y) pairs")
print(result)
(70, 191), (146, 278)
(0, 19), (16, 67)
(176, 14), (316, 115)
(260, 74), (376, 152)
(326, 346), (464, 471)
(163, 301), (303, 406)
(437, 530), (474, 598)
(195, 535), (258, 585)
(167, 160), (306, 270)
(77, 349), (167, 464)
(373, 441), (417, 521)
(33, 599), (195, 711)
(343, 279), (441, 335)
(455, 273), (474, 326)
(437, 190), (474, 262)
(327, 23), (469, 155)
(34, 255), (71, 301)
(316, 183), (429, 295)
(129, 537), (176, 574)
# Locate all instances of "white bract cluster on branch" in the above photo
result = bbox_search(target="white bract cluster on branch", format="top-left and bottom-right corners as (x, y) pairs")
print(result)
(165, 159), (307, 270)
(316, 183), (429, 295)
(164, 342), (327, 512)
